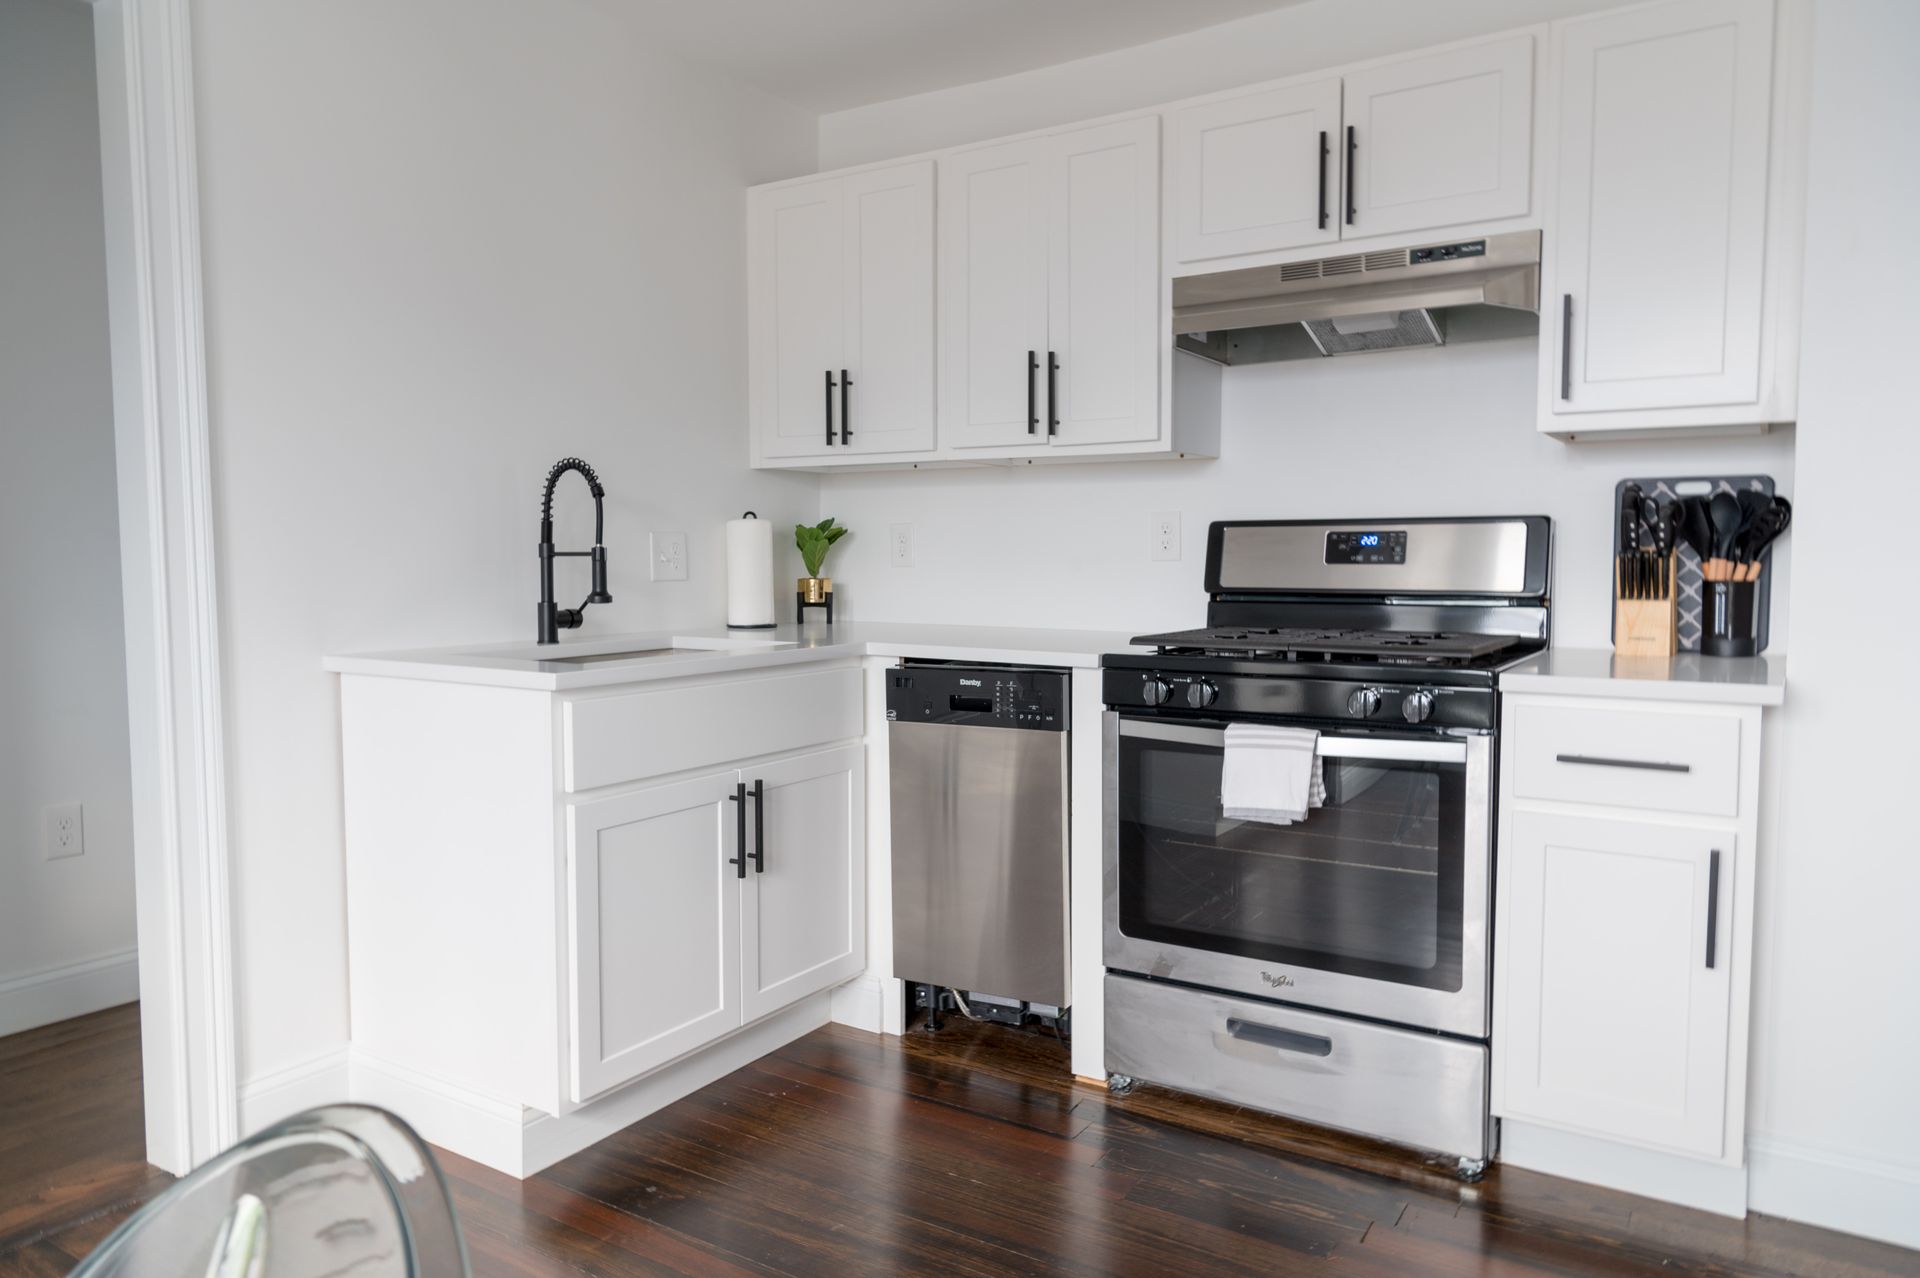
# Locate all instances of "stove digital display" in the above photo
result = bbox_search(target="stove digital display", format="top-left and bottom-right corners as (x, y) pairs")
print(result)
(1326, 529), (1408, 565)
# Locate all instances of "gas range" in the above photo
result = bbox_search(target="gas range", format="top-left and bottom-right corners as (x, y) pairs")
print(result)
(1098, 515), (1553, 1169)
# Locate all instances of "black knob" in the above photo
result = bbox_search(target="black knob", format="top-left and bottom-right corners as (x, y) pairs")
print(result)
(1142, 676), (1173, 707)
(1185, 680), (1218, 709)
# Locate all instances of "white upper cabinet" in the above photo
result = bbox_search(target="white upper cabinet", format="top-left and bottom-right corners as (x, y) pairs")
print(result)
(938, 138), (1051, 450)
(941, 117), (1163, 453)
(1342, 35), (1534, 239)
(1497, 810), (1734, 1159)
(1170, 80), (1342, 264)
(1540, 0), (1794, 435)
(1168, 35), (1534, 269)
(749, 161), (934, 463)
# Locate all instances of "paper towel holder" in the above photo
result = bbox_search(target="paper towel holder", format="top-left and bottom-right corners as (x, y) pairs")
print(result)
(726, 512), (780, 630)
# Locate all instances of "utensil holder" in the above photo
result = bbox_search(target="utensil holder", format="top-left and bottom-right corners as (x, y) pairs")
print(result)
(1613, 555), (1677, 658)
(1701, 581), (1757, 657)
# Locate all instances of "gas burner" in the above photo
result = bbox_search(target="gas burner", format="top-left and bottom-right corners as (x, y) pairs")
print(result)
(1131, 625), (1521, 666)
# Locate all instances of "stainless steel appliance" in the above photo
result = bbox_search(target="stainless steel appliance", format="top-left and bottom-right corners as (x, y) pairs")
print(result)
(889, 664), (1071, 1009)
(1101, 516), (1552, 1173)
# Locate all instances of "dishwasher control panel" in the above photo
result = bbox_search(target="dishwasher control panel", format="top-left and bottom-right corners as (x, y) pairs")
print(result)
(886, 665), (1068, 731)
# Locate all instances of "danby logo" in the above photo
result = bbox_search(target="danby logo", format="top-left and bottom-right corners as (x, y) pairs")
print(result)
(958, 678), (983, 687)
(1260, 971), (1296, 989)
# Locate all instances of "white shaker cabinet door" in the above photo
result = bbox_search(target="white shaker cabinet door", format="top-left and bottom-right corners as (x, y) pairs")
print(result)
(739, 745), (865, 1023)
(749, 177), (846, 459)
(565, 771), (743, 1103)
(1546, 0), (1773, 415)
(1046, 117), (1161, 448)
(1169, 79), (1342, 265)
(1341, 35), (1533, 239)
(841, 162), (935, 455)
(938, 137), (1052, 450)
(1496, 810), (1734, 1158)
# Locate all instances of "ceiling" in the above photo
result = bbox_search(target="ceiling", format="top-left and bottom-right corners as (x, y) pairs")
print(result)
(630, 0), (1308, 113)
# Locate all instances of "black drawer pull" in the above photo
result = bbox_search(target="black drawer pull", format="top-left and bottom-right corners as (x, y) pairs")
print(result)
(823, 370), (837, 445)
(1555, 753), (1691, 774)
(1559, 293), (1573, 400)
(1027, 350), (1037, 434)
(750, 778), (765, 874)
(1226, 1017), (1332, 1057)
(1316, 129), (1329, 230)
(840, 369), (851, 444)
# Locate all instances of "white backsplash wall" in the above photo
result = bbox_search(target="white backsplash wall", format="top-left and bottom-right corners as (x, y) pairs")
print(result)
(821, 338), (1795, 649)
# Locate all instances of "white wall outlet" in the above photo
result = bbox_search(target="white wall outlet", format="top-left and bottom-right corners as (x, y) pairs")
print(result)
(890, 523), (914, 568)
(650, 531), (687, 582)
(45, 803), (84, 860)
(1151, 512), (1182, 562)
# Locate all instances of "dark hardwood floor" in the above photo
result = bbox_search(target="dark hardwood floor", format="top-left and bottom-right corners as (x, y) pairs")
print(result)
(4, 1005), (1915, 1277)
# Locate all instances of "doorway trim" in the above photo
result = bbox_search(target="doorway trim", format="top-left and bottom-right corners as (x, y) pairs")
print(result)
(91, 0), (239, 1174)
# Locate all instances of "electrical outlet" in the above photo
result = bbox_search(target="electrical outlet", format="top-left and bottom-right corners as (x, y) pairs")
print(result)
(45, 803), (83, 861)
(650, 531), (687, 582)
(890, 523), (914, 568)
(1151, 512), (1182, 562)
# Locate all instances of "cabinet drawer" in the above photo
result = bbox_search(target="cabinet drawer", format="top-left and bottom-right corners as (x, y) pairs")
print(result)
(1105, 973), (1490, 1160)
(563, 666), (862, 792)
(1509, 701), (1740, 817)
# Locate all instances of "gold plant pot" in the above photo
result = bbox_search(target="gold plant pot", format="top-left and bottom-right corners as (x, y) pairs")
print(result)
(798, 576), (833, 603)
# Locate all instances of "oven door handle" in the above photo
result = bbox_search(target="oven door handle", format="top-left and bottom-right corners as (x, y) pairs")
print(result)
(1117, 717), (1467, 764)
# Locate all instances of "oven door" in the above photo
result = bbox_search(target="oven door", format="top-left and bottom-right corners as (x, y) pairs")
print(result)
(1104, 713), (1491, 1038)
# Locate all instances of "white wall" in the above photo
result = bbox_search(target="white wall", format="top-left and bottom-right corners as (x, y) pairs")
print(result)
(0, 0), (139, 1031)
(1743, 0), (1920, 1249)
(188, 0), (818, 1087)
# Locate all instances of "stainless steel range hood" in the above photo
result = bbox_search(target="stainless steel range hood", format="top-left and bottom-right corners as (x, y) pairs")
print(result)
(1174, 229), (1540, 365)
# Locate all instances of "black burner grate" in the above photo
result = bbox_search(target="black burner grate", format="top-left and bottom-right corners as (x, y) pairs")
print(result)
(1129, 626), (1520, 665)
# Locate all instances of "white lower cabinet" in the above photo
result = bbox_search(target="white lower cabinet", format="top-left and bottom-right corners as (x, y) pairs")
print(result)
(1493, 690), (1764, 1188)
(567, 744), (866, 1103)
(1497, 810), (1733, 1157)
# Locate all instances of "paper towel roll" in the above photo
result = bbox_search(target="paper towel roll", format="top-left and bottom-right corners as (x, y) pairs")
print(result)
(726, 512), (776, 628)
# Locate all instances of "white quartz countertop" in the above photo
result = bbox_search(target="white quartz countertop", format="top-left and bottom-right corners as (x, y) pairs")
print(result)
(1500, 648), (1786, 706)
(323, 621), (1146, 691)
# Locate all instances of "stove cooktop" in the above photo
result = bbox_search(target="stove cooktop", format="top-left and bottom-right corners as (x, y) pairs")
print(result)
(1129, 626), (1522, 665)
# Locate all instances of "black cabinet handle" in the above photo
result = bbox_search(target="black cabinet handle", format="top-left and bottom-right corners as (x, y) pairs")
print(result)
(1227, 1017), (1333, 1057)
(750, 778), (765, 874)
(840, 369), (851, 444)
(727, 782), (748, 879)
(1027, 350), (1038, 434)
(1560, 294), (1573, 401)
(1047, 350), (1059, 436)
(1317, 130), (1329, 230)
(1555, 753), (1691, 774)
(1344, 125), (1357, 226)
(824, 370), (837, 445)
(1705, 849), (1721, 969)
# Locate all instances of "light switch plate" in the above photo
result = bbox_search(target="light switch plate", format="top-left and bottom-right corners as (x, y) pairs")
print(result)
(45, 803), (83, 860)
(890, 523), (914, 568)
(1151, 512), (1181, 562)
(650, 531), (687, 581)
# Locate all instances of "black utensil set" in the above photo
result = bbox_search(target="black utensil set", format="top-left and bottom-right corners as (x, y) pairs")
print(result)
(1619, 486), (1791, 590)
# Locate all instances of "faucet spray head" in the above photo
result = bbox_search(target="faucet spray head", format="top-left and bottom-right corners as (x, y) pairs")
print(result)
(588, 545), (612, 605)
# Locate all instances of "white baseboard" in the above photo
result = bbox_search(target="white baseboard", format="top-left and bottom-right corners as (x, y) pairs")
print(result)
(237, 1045), (352, 1136)
(0, 949), (139, 1037)
(1499, 1120), (1749, 1218)
(353, 993), (832, 1179)
(829, 975), (883, 1033)
(1749, 1135), (1920, 1252)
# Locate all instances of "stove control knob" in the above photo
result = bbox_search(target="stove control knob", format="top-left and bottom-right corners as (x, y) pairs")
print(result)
(1185, 680), (1219, 709)
(1141, 676), (1173, 707)
(1347, 688), (1382, 718)
(1402, 690), (1435, 724)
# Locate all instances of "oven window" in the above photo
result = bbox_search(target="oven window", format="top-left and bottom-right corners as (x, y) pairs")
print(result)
(1117, 727), (1464, 991)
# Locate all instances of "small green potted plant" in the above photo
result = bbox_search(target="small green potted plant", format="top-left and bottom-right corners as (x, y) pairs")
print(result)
(795, 517), (848, 621)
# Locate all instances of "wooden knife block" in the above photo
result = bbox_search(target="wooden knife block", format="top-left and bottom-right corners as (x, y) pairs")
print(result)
(1614, 555), (1677, 658)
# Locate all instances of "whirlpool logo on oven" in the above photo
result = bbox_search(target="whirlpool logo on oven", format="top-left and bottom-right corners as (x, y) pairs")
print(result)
(1260, 971), (1296, 990)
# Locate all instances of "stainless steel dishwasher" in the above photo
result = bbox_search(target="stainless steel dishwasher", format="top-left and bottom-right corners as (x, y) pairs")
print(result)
(887, 663), (1070, 1009)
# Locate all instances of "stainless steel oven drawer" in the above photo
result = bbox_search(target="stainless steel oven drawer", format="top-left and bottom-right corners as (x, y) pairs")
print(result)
(1104, 972), (1489, 1161)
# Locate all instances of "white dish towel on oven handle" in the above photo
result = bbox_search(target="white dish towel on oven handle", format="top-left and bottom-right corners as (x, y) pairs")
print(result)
(1220, 723), (1326, 825)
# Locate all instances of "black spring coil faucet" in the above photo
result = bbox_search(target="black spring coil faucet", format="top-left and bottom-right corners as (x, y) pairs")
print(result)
(537, 457), (611, 644)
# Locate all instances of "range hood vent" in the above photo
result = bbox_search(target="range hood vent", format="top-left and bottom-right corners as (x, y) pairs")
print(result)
(1175, 230), (1540, 366)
